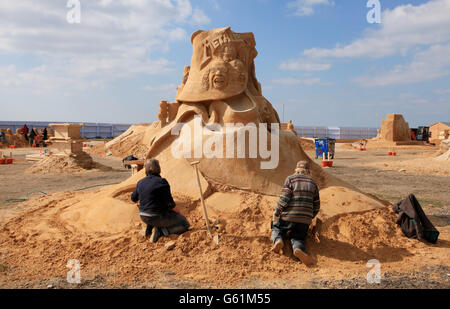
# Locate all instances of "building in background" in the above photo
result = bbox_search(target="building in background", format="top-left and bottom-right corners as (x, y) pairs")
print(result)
(429, 122), (450, 140)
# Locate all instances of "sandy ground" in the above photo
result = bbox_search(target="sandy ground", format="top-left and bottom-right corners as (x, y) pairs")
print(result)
(0, 148), (131, 221)
(0, 146), (449, 289)
(322, 146), (450, 217)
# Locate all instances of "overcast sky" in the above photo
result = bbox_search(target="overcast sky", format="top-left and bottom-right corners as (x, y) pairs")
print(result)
(1, 0), (449, 127)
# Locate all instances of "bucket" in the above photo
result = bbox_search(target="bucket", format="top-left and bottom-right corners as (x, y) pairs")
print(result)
(321, 161), (328, 167)
(9, 145), (16, 149)
(6, 158), (13, 164)
(327, 161), (333, 167)
(388, 152), (392, 156)
(392, 152), (397, 156)
(0, 159), (5, 164)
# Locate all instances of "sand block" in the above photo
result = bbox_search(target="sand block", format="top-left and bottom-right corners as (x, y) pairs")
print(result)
(49, 123), (84, 140)
(50, 140), (83, 154)
(381, 114), (411, 142)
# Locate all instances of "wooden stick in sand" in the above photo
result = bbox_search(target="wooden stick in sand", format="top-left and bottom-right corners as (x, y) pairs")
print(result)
(190, 161), (213, 238)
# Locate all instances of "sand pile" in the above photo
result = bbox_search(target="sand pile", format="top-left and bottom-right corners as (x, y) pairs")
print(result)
(298, 138), (315, 151)
(336, 143), (355, 150)
(435, 139), (450, 160)
(86, 124), (150, 159)
(0, 183), (420, 287)
(26, 152), (97, 174)
(435, 149), (450, 161)
(318, 207), (402, 250)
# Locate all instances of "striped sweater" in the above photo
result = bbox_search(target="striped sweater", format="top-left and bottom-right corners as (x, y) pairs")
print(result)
(274, 173), (320, 225)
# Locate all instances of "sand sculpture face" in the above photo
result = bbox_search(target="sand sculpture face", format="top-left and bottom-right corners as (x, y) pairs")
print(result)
(176, 27), (258, 102)
(206, 60), (229, 90)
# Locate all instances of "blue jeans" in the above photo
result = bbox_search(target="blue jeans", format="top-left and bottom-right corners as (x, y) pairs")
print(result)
(140, 210), (190, 237)
(271, 218), (309, 252)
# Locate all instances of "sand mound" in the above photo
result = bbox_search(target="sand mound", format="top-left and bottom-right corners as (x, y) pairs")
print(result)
(26, 152), (97, 174)
(336, 143), (355, 150)
(435, 149), (450, 161)
(0, 183), (411, 286)
(318, 207), (402, 250)
(86, 124), (150, 159)
(298, 138), (315, 151)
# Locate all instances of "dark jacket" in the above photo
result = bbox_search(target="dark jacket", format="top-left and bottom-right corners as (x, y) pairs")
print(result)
(42, 128), (48, 141)
(29, 129), (36, 139)
(274, 173), (320, 225)
(131, 174), (176, 215)
(393, 194), (439, 243)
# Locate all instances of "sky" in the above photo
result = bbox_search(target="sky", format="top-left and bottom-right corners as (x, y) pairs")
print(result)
(0, 0), (449, 127)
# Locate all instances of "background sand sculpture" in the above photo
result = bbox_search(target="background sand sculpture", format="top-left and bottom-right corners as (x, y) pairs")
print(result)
(28, 124), (98, 174)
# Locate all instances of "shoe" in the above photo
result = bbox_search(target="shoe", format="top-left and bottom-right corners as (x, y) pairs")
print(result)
(150, 227), (162, 243)
(294, 248), (313, 266)
(271, 239), (284, 254)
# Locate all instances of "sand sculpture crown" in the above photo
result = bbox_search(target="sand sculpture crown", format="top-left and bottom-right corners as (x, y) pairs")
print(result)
(176, 27), (260, 102)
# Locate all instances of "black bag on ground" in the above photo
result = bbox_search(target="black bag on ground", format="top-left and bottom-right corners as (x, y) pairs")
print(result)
(122, 155), (138, 169)
(392, 194), (439, 243)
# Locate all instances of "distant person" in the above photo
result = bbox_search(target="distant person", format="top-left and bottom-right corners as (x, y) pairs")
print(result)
(0, 131), (5, 144)
(271, 161), (320, 266)
(131, 158), (190, 242)
(20, 124), (29, 141)
(42, 127), (48, 141)
(28, 128), (37, 146)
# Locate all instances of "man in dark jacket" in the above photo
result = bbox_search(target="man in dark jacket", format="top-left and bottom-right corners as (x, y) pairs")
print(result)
(42, 128), (48, 141)
(271, 161), (320, 266)
(28, 128), (37, 146)
(131, 158), (190, 242)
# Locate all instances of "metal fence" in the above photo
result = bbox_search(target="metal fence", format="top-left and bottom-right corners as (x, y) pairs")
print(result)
(294, 126), (378, 139)
(1, 121), (378, 140)
(0, 121), (131, 139)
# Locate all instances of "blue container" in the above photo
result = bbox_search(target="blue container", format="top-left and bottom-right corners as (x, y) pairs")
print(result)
(314, 138), (336, 159)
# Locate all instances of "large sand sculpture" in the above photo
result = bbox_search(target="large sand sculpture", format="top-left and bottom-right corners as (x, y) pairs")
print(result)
(369, 114), (425, 147)
(63, 26), (388, 222)
(2, 27), (426, 285)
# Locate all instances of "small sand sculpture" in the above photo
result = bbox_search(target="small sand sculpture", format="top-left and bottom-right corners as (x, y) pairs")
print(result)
(27, 123), (95, 173)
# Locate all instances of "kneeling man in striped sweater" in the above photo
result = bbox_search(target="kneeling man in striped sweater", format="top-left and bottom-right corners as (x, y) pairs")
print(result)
(271, 161), (320, 266)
